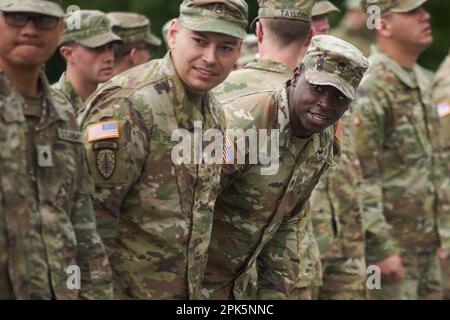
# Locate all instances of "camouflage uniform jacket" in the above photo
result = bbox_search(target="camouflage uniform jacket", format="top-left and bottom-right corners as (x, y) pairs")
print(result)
(77, 53), (226, 299)
(214, 58), (322, 291)
(213, 59), (292, 102)
(354, 47), (450, 260)
(311, 110), (365, 261)
(203, 87), (334, 300)
(52, 72), (84, 114)
(432, 50), (450, 174)
(0, 70), (112, 300)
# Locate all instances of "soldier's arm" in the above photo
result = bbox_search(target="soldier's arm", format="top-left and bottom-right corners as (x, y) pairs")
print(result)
(71, 149), (113, 300)
(79, 96), (150, 256)
(354, 88), (400, 262)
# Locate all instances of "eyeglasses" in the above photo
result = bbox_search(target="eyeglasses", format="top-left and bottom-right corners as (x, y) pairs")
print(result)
(1, 11), (60, 30)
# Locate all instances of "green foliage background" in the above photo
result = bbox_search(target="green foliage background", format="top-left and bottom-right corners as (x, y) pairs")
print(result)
(47, 0), (449, 83)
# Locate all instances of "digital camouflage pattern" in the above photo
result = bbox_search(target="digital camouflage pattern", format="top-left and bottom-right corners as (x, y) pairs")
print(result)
(433, 50), (450, 300)
(0, 70), (112, 300)
(179, 0), (248, 39)
(361, 0), (428, 14)
(354, 46), (450, 299)
(107, 12), (162, 46)
(312, 0), (340, 16)
(51, 72), (84, 113)
(310, 110), (367, 300)
(203, 87), (335, 300)
(60, 10), (122, 48)
(213, 59), (293, 102)
(252, 0), (316, 25)
(0, 0), (64, 17)
(77, 53), (226, 299)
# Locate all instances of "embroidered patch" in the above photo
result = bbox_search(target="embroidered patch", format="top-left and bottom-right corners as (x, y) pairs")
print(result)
(96, 149), (116, 180)
(58, 129), (83, 143)
(87, 121), (119, 142)
(223, 135), (236, 165)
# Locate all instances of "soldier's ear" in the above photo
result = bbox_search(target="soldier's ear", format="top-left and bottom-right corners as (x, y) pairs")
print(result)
(167, 19), (180, 51)
(291, 67), (301, 87)
(303, 28), (313, 48)
(60, 46), (74, 63)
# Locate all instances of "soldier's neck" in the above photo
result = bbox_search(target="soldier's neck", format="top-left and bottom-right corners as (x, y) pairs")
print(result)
(0, 60), (41, 96)
(66, 68), (99, 101)
(186, 89), (205, 106)
(259, 44), (301, 71)
(378, 40), (422, 69)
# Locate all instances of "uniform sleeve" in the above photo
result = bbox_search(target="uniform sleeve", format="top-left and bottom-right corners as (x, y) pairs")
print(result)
(71, 148), (113, 300)
(354, 86), (400, 262)
(79, 97), (150, 256)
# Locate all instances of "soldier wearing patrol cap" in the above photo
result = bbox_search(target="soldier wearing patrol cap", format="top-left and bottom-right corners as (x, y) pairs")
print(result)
(203, 35), (369, 300)
(107, 12), (162, 76)
(77, 0), (248, 299)
(52, 10), (122, 113)
(331, 0), (375, 57)
(354, 0), (450, 300)
(213, 0), (315, 102)
(0, 0), (112, 299)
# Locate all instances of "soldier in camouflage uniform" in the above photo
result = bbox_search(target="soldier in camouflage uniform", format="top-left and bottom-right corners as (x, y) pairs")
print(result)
(107, 12), (162, 76)
(355, 0), (450, 300)
(213, 0), (314, 102)
(433, 50), (450, 300)
(302, 1), (367, 300)
(77, 0), (248, 299)
(331, 0), (375, 57)
(203, 35), (369, 300)
(52, 10), (122, 113)
(213, 0), (323, 298)
(0, 0), (112, 299)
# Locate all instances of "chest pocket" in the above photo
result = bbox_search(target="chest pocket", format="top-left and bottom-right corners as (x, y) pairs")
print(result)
(384, 98), (427, 165)
(37, 127), (82, 216)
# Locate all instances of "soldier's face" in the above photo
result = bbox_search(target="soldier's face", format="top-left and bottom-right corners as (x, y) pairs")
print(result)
(66, 43), (115, 83)
(168, 20), (242, 94)
(311, 15), (330, 36)
(0, 13), (64, 68)
(288, 69), (351, 138)
(383, 6), (433, 51)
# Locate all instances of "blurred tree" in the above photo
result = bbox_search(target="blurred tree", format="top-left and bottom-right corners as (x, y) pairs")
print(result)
(47, 0), (448, 83)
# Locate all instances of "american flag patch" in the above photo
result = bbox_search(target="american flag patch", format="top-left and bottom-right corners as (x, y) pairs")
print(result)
(87, 121), (120, 142)
(437, 101), (450, 118)
(223, 135), (235, 164)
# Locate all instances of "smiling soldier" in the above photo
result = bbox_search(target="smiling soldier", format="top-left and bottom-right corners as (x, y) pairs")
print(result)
(77, 0), (248, 299)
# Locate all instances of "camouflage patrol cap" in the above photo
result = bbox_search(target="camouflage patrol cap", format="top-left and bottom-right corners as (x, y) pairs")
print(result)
(301, 35), (369, 99)
(252, 0), (316, 27)
(0, 0), (64, 18)
(345, 0), (363, 10)
(362, 0), (428, 14)
(107, 12), (161, 47)
(312, 1), (340, 16)
(60, 10), (122, 48)
(179, 0), (248, 39)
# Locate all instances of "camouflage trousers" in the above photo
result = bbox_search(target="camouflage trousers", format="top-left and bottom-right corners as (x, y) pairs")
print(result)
(368, 250), (443, 300)
(439, 255), (450, 300)
(312, 257), (367, 300)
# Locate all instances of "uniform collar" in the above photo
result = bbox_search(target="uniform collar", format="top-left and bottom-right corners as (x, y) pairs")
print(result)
(56, 72), (84, 113)
(0, 69), (67, 126)
(245, 59), (292, 76)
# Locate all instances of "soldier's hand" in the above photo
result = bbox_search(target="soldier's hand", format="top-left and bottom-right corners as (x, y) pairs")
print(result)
(376, 255), (405, 280)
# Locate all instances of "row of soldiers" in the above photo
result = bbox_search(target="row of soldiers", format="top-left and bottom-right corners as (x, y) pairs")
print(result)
(0, 0), (449, 300)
